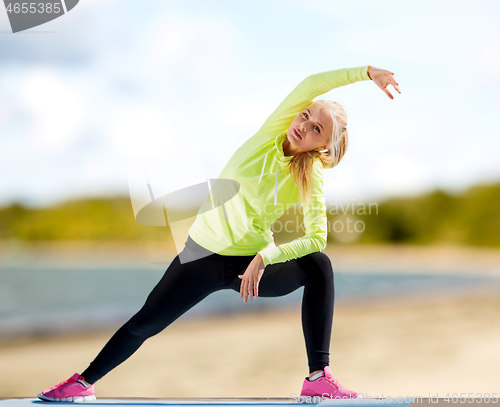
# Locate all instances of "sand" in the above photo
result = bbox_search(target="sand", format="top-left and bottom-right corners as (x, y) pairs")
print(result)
(1, 289), (499, 399)
(1, 241), (499, 398)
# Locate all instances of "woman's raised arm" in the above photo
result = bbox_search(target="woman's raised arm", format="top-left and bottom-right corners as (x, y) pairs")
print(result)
(258, 66), (371, 136)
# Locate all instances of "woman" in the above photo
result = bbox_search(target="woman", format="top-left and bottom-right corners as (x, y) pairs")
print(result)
(38, 65), (400, 402)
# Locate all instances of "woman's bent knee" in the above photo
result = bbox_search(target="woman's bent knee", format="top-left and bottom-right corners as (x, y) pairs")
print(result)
(301, 252), (334, 283)
(302, 251), (333, 271)
(309, 251), (332, 267)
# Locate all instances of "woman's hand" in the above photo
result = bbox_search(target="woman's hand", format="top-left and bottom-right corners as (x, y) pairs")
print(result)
(238, 253), (266, 303)
(368, 66), (401, 99)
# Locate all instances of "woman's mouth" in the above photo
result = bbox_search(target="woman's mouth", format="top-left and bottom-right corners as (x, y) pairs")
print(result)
(293, 128), (302, 139)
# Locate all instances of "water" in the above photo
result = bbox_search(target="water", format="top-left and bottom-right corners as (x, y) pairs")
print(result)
(1, 263), (499, 342)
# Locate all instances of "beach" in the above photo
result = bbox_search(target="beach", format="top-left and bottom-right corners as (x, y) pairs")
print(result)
(1, 241), (499, 398)
(1, 288), (499, 399)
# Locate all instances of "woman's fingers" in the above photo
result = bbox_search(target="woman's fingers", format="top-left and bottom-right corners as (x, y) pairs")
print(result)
(238, 275), (260, 302)
(238, 275), (260, 303)
(239, 276), (250, 302)
(389, 75), (401, 94)
(238, 275), (246, 301)
(380, 81), (393, 99)
(244, 280), (250, 302)
(382, 80), (397, 99)
(375, 71), (400, 99)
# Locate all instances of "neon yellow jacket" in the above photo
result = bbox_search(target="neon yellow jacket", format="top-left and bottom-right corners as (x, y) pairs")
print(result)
(188, 66), (371, 266)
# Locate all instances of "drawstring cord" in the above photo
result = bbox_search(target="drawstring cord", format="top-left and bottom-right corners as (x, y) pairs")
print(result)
(274, 164), (279, 205)
(258, 148), (272, 184)
(258, 146), (280, 205)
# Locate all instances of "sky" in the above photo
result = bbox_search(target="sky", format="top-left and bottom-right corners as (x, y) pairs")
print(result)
(1, 0), (500, 208)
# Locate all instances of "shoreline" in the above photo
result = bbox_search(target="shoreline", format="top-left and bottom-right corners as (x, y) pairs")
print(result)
(1, 240), (499, 275)
(1, 282), (497, 347)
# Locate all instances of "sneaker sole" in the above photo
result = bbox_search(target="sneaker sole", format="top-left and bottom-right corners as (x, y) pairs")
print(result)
(38, 393), (97, 402)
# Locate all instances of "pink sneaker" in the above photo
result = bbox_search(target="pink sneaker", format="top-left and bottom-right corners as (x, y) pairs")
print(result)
(300, 366), (357, 400)
(38, 373), (96, 402)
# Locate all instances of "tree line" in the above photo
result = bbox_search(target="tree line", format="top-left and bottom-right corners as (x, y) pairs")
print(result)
(1, 183), (499, 248)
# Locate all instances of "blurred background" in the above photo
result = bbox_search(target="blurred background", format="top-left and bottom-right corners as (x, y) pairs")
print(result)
(1, 0), (499, 399)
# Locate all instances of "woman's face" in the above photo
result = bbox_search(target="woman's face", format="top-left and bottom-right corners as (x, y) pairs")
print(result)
(284, 104), (334, 156)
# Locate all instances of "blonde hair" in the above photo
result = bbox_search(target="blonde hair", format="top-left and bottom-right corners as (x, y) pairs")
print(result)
(287, 99), (349, 205)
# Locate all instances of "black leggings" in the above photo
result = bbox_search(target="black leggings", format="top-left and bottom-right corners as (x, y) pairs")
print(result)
(81, 235), (335, 383)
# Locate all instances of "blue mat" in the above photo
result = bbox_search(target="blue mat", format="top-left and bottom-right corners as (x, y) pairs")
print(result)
(0, 397), (416, 407)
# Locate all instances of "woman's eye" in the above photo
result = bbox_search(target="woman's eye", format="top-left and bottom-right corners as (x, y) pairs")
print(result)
(302, 112), (308, 119)
(314, 126), (320, 133)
